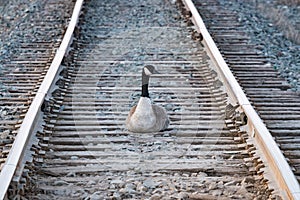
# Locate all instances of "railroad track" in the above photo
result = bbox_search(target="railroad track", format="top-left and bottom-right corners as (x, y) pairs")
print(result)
(193, 0), (300, 186)
(0, 0), (75, 172)
(0, 0), (299, 199)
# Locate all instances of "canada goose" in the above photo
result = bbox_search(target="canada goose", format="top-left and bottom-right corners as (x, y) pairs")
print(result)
(126, 65), (169, 133)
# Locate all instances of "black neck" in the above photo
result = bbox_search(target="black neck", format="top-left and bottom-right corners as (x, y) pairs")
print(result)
(142, 84), (149, 97)
(141, 72), (150, 97)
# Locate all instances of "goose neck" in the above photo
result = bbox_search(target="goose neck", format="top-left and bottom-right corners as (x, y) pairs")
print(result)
(141, 73), (150, 97)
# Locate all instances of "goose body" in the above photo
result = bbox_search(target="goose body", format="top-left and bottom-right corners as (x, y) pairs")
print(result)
(126, 65), (169, 133)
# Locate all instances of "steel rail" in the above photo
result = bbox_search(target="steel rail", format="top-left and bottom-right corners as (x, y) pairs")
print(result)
(0, 0), (84, 199)
(181, 0), (300, 199)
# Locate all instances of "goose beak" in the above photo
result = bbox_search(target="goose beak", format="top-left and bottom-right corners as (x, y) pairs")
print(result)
(153, 69), (160, 74)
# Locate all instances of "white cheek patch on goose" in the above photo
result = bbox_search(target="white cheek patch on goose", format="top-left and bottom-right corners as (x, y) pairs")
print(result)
(144, 67), (152, 75)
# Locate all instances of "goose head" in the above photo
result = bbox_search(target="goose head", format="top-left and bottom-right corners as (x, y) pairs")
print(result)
(141, 65), (159, 98)
(143, 65), (159, 76)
